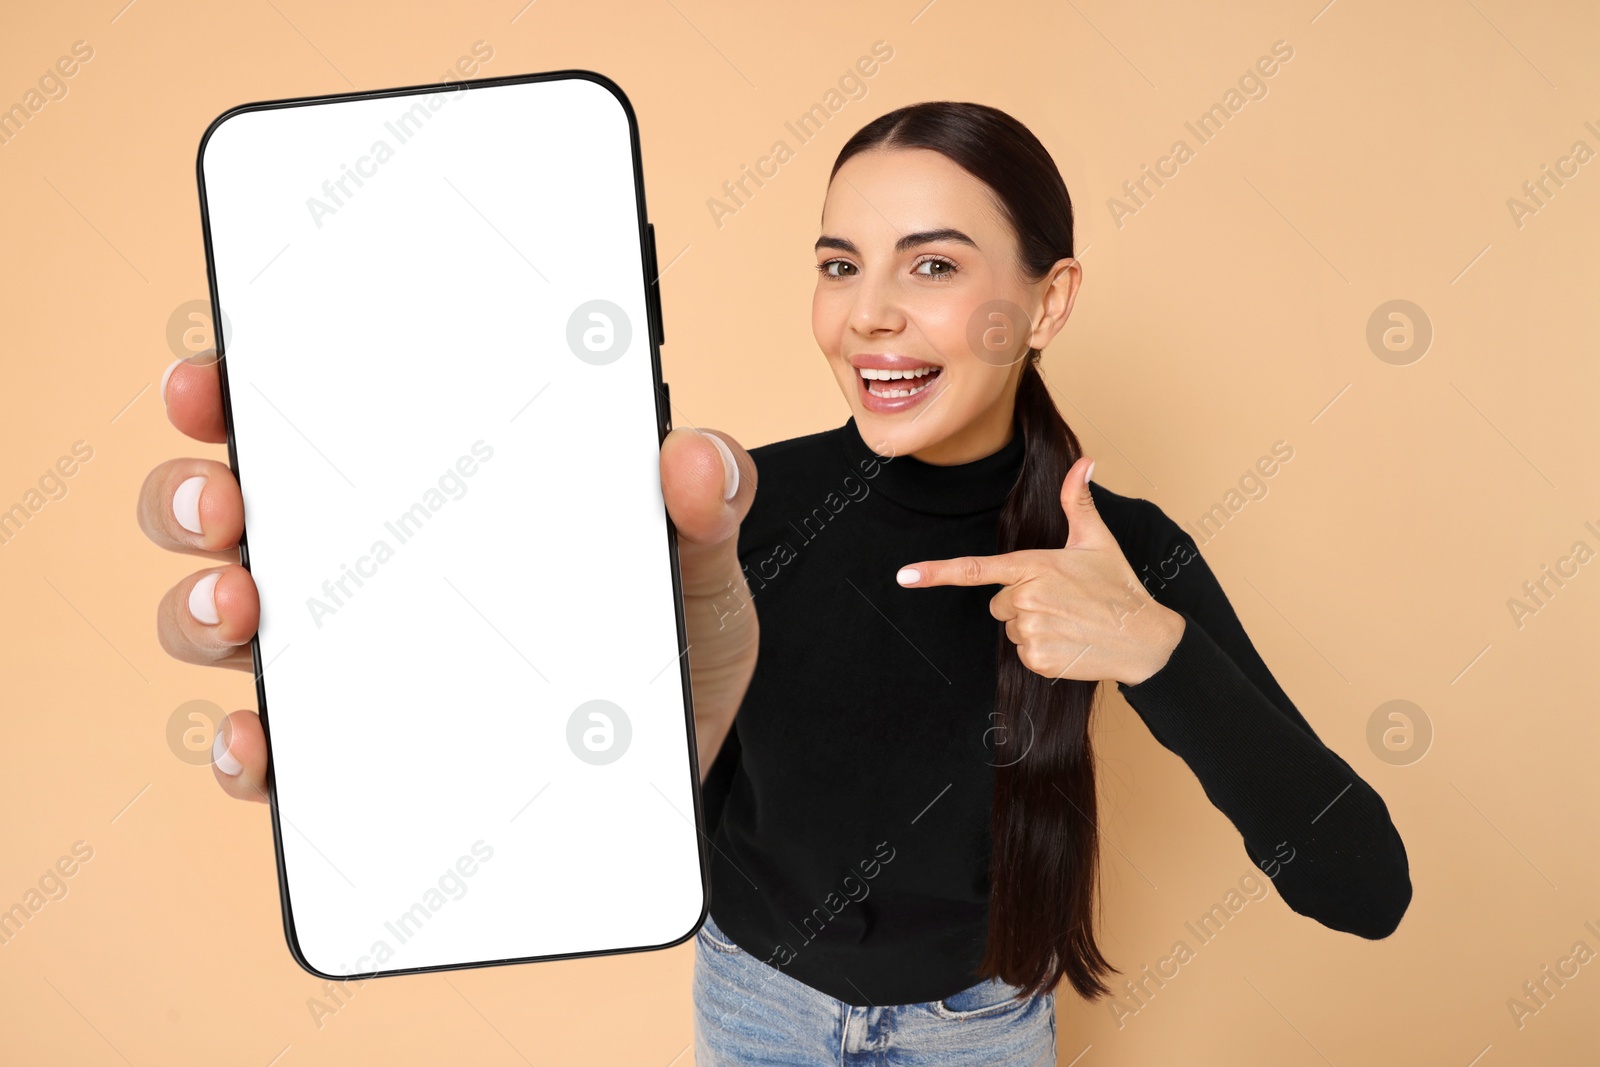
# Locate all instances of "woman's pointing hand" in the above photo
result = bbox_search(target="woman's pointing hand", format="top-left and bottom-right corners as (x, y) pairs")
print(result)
(895, 457), (1184, 686)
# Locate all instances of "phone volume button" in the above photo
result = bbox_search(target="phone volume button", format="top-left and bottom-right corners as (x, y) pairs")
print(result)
(647, 222), (665, 347)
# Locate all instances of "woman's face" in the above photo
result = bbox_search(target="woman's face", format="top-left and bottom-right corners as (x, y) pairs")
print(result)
(812, 146), (1078, 465)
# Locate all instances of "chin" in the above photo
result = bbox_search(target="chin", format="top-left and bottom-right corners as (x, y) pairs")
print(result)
(852, 410), (937, 458)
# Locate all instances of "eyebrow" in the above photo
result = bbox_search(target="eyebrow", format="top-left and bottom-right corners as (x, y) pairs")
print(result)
(813, 228), (980, 256)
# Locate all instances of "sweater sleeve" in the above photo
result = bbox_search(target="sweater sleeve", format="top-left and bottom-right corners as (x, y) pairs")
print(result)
(1114, 500), (1412, 939)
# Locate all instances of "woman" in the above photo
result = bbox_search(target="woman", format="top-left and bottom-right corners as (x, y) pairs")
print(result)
(140, 101), (1410, 1065)
(690, 102), (1410, 1064)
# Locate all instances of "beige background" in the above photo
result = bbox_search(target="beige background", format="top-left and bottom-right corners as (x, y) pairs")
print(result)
(2, 0), (1596, 1063)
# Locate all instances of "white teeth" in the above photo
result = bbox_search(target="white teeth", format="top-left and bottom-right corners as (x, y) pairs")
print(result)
(869, 382), (931, 398)
(857, 366), (938, 381)
(865, 376), (937, 399)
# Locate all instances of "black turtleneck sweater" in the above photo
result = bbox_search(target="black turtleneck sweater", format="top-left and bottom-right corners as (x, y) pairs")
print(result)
(699, 416), (1411, 1007)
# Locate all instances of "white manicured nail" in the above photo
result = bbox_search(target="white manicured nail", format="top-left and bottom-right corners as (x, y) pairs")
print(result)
(189, 572), (222, 625)
(161, 358), (184, 404)
(212, 726), (242, 776)
(703, 431), (739, 501)
(1085, 459), (1095, 485)
(897, 568), (921, 585)
(173, 475), (206, 534)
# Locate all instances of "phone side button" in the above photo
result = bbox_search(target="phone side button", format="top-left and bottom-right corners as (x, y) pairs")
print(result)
(661, 380), (672, 433)
(647, 222), (666, 347)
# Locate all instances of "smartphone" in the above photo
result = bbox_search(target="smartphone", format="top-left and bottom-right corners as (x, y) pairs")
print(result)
(196, 70), (704, 980)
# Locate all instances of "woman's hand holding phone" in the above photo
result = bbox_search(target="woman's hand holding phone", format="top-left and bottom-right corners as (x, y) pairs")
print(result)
(139, 353), (759, 801)
(659, 425), (759, 782)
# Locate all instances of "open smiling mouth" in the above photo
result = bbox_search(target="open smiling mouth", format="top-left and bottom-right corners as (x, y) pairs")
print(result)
(859, 365), (943, 398)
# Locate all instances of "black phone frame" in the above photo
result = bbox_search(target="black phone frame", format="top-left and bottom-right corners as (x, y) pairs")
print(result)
(195, 68), (705, 982)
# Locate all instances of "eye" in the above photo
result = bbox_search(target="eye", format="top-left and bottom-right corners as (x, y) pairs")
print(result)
(815, 258), (857, 278)
(913, 255), (958, 280)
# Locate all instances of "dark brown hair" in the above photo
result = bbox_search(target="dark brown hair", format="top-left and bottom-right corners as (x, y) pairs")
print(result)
(829, 102), (1117, 1000)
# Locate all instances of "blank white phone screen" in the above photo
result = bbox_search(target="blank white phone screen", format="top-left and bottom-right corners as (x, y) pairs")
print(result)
(198, 74), (702, 978)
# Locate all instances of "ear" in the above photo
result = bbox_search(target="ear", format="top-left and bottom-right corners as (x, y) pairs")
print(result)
(1027, 257), (1083, 351)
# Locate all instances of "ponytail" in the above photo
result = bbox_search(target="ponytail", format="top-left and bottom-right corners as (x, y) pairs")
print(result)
(982, 353), (1118, 999)
(831, 101), (1118, 1000)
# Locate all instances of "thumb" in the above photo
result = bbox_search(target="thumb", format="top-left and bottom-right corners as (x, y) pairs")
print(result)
(660, 427), (751, 552)
(1061, 456), (1107, 548)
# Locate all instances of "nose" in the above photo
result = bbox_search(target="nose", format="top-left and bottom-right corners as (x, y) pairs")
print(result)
(849, 269), (906, 337)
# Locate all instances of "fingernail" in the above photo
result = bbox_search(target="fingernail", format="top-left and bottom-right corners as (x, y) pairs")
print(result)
(173, 475), (206, 535)
(702, 431), (739, 501)
(212, 721), (243, 776)
(1085, 459), (1095, 485)
(896, 567), (921, 585)
(189, 572), (222, 626)
(161, 358), (184, 405)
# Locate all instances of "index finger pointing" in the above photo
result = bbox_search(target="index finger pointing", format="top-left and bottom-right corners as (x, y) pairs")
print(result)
(897, 552), (1034, 589)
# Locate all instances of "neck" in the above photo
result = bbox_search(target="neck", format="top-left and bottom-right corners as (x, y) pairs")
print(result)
(838, 409), (1027, 518)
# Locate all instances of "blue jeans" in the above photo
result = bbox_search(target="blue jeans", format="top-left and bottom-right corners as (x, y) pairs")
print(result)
(693, 910), (1057, 1066)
